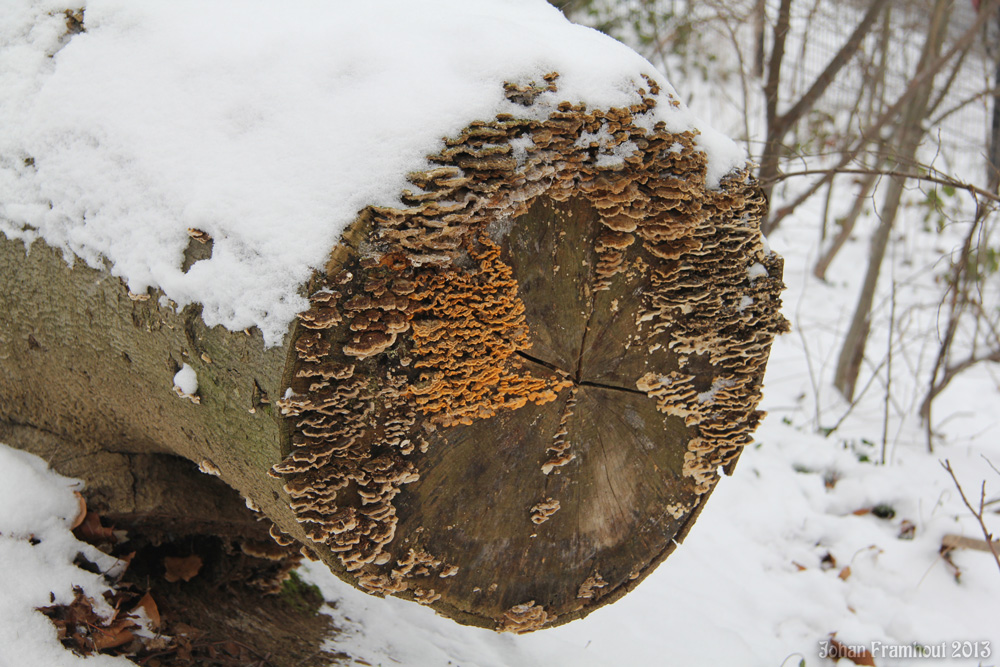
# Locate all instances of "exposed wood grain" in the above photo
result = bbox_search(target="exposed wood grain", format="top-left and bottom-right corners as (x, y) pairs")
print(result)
(0, 233), (320, 555)
(1, 74), (786, 632)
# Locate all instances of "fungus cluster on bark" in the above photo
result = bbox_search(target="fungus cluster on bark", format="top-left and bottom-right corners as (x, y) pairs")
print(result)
(266, 73), (788, 630)
(0, 1), (787, 658)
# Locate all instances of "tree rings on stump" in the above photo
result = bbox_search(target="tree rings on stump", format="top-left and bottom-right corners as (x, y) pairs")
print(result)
(271, 74), (788, 631)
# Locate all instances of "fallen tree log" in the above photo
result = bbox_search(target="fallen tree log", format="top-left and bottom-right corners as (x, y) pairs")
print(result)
(0, 4), (787, 634)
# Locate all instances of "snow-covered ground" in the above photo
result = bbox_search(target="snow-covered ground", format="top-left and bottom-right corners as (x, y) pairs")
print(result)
(3, 197), (998, 667)
(3, 351), (998, 666)
(0, 448), (133, 667)
(2, 0), (999, 666)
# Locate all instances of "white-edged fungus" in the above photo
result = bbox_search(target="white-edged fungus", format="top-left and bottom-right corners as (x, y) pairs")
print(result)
(197, 459), (221, 477)
(530, 498), (561, 525)
(260, 70), (787, 624)
(577, 572), (608, 599)
(498, 601), (554, 634)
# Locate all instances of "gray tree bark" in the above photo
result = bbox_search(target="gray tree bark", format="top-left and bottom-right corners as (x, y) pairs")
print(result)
(833, 0), (953, 401)
(1, 80), (787, 632)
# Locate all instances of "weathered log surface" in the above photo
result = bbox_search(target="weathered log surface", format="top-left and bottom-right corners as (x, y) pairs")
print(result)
(0, 74), (788, 632)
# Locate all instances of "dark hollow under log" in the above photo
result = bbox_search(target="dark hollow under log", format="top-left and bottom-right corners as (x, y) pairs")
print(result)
(0, 74), (788, 632)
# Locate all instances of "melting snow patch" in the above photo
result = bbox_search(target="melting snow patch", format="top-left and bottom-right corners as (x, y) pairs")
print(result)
(0, 445), (134, 667)
(761, 234), (773, 255)
(508, 134), (535, 167)
(696, 378), (736, 404)
(172, 363), (199, 403)
(747, 262), (769, 282)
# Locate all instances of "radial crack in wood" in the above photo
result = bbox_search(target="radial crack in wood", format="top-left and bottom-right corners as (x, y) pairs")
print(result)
(269, 75), (788, 630)
(1, 73), (787, 634)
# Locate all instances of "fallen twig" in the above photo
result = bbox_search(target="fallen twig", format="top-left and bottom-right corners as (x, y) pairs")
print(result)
(941, 534), (1000, 553)
(941, 460), (1000, 576)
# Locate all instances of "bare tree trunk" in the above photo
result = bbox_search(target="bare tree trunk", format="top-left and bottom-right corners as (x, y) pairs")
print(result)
(812, 171), (877, 281)
(814, 10), (894, 281)
(920, 6), (1000, 449)
(1, 84), (788, 632)
(759, 0), (890, 232)
(753, 0), (767, 78)
(833, 0), (953, 401)
(989, 9), (1000, 192)
(759, 0), (793, 217)
(765, 0), (997, 232)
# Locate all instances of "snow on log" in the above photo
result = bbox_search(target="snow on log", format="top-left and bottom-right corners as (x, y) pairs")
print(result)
(0, 1), (787, 631)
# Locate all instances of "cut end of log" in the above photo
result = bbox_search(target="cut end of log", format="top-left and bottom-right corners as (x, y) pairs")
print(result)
(269, 73), (788, 629)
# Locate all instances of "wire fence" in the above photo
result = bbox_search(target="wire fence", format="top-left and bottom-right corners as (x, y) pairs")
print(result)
(570, 0), (998, 186)
(772, 0), (994, 176)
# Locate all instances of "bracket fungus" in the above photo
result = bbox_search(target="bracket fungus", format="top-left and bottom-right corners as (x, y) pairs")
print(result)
(269, 73), (788, 631)
(0, 68), (787, 637)
(0, 3), (789, 655)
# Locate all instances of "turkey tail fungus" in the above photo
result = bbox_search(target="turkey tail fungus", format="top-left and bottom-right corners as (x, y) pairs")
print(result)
(267, 74), (788, 630)
(0, 72), (786, 633)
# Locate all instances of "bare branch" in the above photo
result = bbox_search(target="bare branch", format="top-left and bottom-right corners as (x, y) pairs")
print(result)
(767, 0), (999, 229)
(945, 350), (1000, 377)
(812, 170), (879, 280)
(764, 167), (1000, 204)
(941, 460), (1000, 576)
(764, 0), (793, 132)
(773, 0), (890, 138)
(986, 455), (1000, 480)
(929, 85), (1000, 128)
(926, 35), (973, 120)
(942, 533), (1000, 553)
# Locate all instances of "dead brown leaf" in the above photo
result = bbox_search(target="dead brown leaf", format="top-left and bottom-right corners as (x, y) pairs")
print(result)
(828, 634), (876, 666)
(91, 617), (137, 651)
(71, 492), (87, 529)
(39, 589), (133, 655)
(164, 554), (203, 583)
(73, 512), (114, 544)
(132, 591), (161, 629)
(175, 636), (194, 662)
